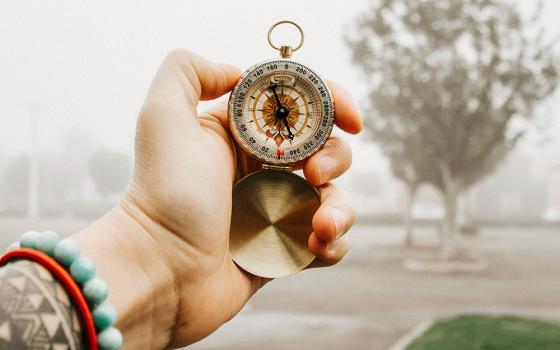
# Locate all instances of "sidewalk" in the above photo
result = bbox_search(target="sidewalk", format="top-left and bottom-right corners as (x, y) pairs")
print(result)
(192, 224), (560, 350)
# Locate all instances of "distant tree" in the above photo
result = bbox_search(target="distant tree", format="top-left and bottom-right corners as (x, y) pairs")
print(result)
(347, 0), (559, 256)
(88, 151), (131, 198)
(371, 117), (443, 244)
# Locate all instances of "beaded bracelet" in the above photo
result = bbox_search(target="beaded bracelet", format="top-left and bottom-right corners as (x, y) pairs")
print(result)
(1, 231), (123, 350)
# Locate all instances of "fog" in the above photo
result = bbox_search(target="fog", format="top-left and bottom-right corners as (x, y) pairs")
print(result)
(1, 0), (558, 221)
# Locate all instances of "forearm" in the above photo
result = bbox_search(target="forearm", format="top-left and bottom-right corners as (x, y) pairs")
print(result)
(0, 202), (180, 350)
(72, 202), (179, 350)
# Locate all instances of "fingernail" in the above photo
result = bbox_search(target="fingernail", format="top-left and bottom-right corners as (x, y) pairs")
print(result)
(331, 208), (346, 239)
(319, 156), (336, 184)
(327, 239), (339, 254)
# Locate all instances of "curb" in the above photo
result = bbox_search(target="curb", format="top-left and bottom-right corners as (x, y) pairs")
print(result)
(386, 318), (434, 350)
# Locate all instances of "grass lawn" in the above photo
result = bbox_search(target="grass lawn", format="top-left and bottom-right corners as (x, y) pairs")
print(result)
(407, 315), (560, 350)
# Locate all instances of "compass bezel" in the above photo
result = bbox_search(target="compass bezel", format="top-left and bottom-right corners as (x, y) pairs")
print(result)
(228, 58), (335, 166)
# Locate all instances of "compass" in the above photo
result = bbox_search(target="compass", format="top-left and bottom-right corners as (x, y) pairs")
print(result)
(228, 21), (334, 278)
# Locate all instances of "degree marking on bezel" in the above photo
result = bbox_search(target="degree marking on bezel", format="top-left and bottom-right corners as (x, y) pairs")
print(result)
(228, 59), (334, 165)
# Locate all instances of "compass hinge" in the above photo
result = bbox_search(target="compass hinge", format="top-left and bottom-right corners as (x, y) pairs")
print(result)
(262, 164), (292, 171)
(279, 46), (293, 58)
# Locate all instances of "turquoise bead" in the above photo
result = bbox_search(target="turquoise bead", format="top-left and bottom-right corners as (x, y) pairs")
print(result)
(20, 230), (41, 249)
(98, 327), (123, 350)
(6, 242), (21, 252)
(93, 304), (117, 331)
(70, 257), (96, 283)
(83, 278), (108, 305)
(36, 231), (60, 256)
(54, 239), (80, 266)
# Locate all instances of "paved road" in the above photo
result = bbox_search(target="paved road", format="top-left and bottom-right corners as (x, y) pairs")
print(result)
(191, 224), (560, 350)
(1, 218), (559, 349)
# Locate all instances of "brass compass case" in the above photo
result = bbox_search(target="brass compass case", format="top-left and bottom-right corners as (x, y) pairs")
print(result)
(230, 170), (321, 278)
(228, 21), (335, 278)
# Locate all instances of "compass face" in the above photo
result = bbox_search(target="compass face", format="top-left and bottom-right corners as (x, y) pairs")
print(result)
(229, 59), (334, 165)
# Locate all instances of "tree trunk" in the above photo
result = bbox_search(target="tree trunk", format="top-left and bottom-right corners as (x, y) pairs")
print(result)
(441, 186), (458, 258)
(458, 188), (475, 228)
(403, 184), (417, 246)
(440, 163), (460, 259)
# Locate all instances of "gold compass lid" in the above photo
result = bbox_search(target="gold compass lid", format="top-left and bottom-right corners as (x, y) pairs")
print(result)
(229, 170), (319, 278)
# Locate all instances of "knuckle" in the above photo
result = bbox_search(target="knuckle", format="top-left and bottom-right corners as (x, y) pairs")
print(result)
(336, 137), (352, 158)
(322, 185), (355, 227)
(165, 48), (192, 65)
(318, 182), (335, 198)
(326, 137), (352, 165)
(348, 202), (356, 226)
(163, 49), (201, 100)
(340, 191), (356, 226)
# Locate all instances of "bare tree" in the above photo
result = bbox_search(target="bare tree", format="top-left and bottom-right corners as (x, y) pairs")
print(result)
(347, 0), (559, 256)
(370, 118), (442, 245)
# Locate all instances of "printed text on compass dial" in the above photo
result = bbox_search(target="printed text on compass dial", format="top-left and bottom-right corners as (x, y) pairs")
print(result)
(229, 60), (334, 165)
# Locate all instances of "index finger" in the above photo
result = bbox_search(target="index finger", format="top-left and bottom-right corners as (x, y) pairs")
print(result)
(140, 49), (240, 134)
(328, 80), (363, 135)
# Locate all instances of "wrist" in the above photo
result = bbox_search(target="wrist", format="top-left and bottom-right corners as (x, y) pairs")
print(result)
(72, 200), (179, 350)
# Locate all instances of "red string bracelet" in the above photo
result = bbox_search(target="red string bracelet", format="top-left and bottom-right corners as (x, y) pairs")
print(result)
(0, 248), (98, 350)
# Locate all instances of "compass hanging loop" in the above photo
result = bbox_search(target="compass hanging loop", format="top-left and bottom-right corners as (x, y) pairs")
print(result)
(267, 20), (304, 58)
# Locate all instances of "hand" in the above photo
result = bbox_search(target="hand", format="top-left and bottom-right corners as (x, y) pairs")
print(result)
(74, 49), (362, 349)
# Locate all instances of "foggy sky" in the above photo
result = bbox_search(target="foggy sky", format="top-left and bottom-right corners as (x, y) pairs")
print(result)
(0, 0), (558, 180)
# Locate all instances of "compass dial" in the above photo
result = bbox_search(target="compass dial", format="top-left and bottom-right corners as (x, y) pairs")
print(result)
(229, 59), (334, 165)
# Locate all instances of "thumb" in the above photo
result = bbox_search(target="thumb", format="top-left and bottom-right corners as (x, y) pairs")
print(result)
(139, 49), (240, 134)
(142, 48), (240, 115)
(176, 49), (241, 103)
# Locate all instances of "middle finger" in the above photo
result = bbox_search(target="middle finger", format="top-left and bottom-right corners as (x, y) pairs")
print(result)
(303, 135), (352, 186)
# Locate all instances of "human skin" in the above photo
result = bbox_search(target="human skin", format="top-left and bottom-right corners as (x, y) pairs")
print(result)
(67, 49), (362, 349)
